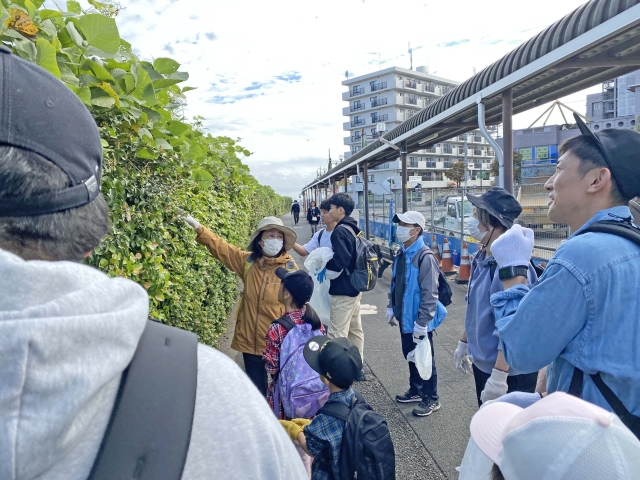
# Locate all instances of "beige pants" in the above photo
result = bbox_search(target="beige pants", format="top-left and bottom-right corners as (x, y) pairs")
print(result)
(329, 294), (364, 361)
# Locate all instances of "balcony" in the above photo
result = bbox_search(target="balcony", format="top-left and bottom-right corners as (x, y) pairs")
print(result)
(603, 91), (614, 101)
(474, 148), (482, 156)
(473, 135), (482, 143)
(371, 114), (388, 124)
(350, 103), (365, 112)
(351, 134), (362, 143)
(423, 84), (435, 93)
(405, 80), (417, 89)
(350, 86), (364, 97)
(351, 118), (366, 127)
(603, 103), (615, 113)
(405, 96), (418, 105)
(458, 147), (466, 154)
(371, 98), (388, 108)
(425, 162), (436, 168)
(603, 80), (615, 90)
(371, 82), (387, 92)
(443, 146), (453, 154)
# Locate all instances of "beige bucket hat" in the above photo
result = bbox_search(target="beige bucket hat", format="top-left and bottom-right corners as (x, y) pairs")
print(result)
(249, 216), (297, 251)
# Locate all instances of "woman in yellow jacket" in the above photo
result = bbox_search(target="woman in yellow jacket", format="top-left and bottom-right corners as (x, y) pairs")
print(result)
(180, 215), (298, 395)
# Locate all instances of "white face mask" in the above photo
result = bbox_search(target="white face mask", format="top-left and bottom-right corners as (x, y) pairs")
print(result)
(262, 238), (283, 256)
(467, 218), (487, 242)
(396, 225), (416, 243)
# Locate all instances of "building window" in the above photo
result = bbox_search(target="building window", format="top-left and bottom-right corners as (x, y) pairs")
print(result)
(443, 160), (451, 168)
(355, 176), (362, 183)
(443, 144), (453, 154)
(409, 157), (418, 168)
(367, 175), (375, 182)
(458, 146), (466, 154)
(425, 161), (436, 168)
(350, 85), (363, 97)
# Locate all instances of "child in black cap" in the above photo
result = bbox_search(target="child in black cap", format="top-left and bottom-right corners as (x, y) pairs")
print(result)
(263, 268), (325, 420)
(279, 335), (362, 480)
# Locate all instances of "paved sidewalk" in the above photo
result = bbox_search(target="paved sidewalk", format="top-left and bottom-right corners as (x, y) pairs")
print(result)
(219, 213), (478, 478)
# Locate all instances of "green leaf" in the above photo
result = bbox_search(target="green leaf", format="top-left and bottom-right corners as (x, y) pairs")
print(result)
(137, 147), (158, 160)
(78, 14), (120, 54)
(138, 127), (153, 139)
(181, 86), (197, 93)
(90, 96), (115, 108)
(66, 0), (81, 14)
(152, 71), (189, 89)
(153, 57), (180, 75)
(140, 63), (163, 82)
(39, 18), (58, 38)
(35, 38), (60, 78)
(24, 0), (36, 18)
(12, 38), (37, 61)
(65, 21), (85, 49)
(155, 138), (173, 151)
(166, 120), (190, 136)
(39, 9), (62, 20)
(242, 149), (251, 157)
(96, 81), (120, 108)
(83, 59), (114, 82)
(100, 138), (108, 147)
(192, 169), (214, 188)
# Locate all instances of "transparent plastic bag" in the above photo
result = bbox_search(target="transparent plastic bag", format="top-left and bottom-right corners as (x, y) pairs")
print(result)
(407, 336), (433, 380)
(304, 247), (334, 324)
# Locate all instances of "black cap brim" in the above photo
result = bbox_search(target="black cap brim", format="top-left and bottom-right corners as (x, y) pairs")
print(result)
(466, 191), (515, 229)
(303, 335), (330, 376)
(275, 267), (289, 281)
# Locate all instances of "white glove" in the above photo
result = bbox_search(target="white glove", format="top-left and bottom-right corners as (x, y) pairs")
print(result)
(454, 340), (473, 373)
(490, 224), (535, 268)
(413, 322), (428, 338)
(179, 214), (200, 231)
(386, 307), (398, 326)
(480, 368), (509, 403)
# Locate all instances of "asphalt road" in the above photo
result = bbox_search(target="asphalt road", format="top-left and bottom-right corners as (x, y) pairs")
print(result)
(219, 214), (479, 479)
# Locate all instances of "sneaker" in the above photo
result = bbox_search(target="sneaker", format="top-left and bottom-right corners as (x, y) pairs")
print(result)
(412, 399), (441, 417)
(395, 390), (422, 403)
(355, 370), (366, 382)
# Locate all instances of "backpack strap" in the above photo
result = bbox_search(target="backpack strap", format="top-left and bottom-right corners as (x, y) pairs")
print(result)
(89, 320), (198, 480)
(575, 219), (640, 248)
(275, 314), (295, 332)
(318, 228), (324, 243)
(569, 366), (640, 436)
(318, 400), (351, 422)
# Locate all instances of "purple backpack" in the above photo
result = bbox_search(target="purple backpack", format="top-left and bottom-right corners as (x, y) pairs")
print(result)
(273, 317), (329, 419)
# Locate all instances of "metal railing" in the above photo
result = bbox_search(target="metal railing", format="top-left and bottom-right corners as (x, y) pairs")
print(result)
(371, 98), (388, 107)
(371, 82), (387, 92)
(350, 103), (365, 112)
(350, 87), (364, 97)
(351, 118), (366, 127)
(371, 114), (388, 123)
(424, 84), (435, 93)
(356, 185), (565, 263)
(405, 96), (418, 105)
(405, 80), (417, 89)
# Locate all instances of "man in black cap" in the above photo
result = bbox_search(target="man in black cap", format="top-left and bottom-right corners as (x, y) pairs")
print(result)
(0, 46), (306, 478)
(488, 113), (640, 430)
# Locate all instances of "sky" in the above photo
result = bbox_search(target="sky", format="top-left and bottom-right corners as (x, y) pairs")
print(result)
(79, 0), (601, 197)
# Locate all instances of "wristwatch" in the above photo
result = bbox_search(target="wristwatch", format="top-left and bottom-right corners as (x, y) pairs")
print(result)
(498, 265), (528, 281)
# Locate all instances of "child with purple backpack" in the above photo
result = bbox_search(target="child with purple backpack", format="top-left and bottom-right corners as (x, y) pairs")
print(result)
(263, 268), (329, 420)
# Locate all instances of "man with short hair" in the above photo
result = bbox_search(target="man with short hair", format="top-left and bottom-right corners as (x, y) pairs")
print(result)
(490, 114), (640, 434)
(0, 46), (305, 479)
(293, 199), (336, 257)
(291, 200), (301, 225)
(325, 193), (366, 380)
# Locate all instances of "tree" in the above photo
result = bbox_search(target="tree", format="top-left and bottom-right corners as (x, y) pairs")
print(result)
(446, 161), (467, 187)
(491, 151), (523, 184)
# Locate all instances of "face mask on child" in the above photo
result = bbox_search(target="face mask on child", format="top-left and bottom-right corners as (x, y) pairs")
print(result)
(262, 239), (283, 256)
(396, 226), (416, 243)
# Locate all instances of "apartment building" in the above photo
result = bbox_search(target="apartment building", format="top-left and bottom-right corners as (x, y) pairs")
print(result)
(342, 66), (497, 200)
(586, 69), (640, 131)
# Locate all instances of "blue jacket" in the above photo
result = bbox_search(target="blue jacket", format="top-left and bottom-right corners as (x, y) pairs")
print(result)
(492, 206), (640, 415)
(465, 249), (537, 375)
(390, 236), (447, 334)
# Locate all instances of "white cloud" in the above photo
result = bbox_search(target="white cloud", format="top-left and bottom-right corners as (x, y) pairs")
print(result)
(93, 0), (597, 196)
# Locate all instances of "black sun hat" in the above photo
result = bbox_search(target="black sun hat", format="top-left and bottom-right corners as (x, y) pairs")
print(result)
(466, 187), (522, 229)
(572, 113), (640, 199)
(303, 336), (362, 389)
(0, 46), (103, 217)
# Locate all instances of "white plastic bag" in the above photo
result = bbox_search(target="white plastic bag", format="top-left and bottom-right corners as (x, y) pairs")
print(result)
(304, 247), (334, 324)
(407, 337), (433, 380)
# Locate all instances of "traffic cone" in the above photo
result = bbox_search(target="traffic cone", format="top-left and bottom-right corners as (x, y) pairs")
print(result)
(441, 238), (456, 275)
(431, 235), (442, 266)
(456, 242), (471, 284)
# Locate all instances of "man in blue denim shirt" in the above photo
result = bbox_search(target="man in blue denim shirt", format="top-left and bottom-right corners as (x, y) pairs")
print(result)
(489, 115), (640, 425)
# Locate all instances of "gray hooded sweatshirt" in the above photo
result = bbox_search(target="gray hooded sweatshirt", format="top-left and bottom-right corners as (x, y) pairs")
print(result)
(0, 248), (306, 480)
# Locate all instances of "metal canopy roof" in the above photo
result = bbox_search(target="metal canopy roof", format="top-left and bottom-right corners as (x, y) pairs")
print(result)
(304, 0), (640, 190)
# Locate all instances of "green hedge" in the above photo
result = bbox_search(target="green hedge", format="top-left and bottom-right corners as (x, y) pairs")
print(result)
(1, 0), (291, 345)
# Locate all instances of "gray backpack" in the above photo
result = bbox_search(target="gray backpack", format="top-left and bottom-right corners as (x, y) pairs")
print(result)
(340, 225), (379, 292)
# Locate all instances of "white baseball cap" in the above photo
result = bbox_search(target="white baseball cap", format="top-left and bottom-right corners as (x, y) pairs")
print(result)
(392, 211), (425, 230)
(470, 392), (640, 479)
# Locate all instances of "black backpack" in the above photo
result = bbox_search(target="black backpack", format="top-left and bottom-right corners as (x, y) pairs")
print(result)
(340, 224), (379, 292)
(567, 219), (640, 439)
(89, 320), (198, 480)
(319, 390), (396, 480)
(417, 248), (453, 307)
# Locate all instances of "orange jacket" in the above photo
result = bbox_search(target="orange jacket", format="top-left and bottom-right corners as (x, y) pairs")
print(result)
(196, 227), (297, 355)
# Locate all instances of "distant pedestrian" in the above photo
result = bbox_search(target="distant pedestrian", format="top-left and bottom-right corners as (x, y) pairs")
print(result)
(307, 201), (321, 235)
(180, 214), (297, 395)
(388, 211), (447, 417)
(293, 199), (336, 257)
(454, 187), (538, 406)
(489, 115), (640, 435)
(291, 200), (301, 225)
(325, 193), (366, 381)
